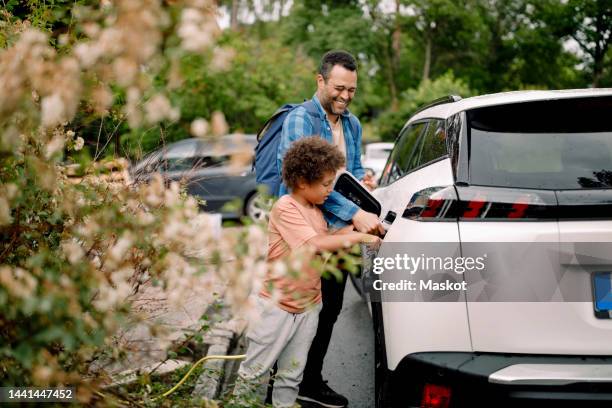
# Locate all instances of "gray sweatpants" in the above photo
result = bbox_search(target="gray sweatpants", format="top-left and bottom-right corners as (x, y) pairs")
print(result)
(233, 296), (322, 408)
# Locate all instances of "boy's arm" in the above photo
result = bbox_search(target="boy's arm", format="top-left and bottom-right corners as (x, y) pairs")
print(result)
(332, 225), (354, 235)
(306, 232), (380, 252)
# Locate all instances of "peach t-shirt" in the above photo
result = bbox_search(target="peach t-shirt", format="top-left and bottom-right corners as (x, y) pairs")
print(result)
(259, 195), (328, 313)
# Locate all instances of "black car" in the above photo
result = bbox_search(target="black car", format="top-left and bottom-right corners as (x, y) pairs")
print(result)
(130, 135), (268, 221)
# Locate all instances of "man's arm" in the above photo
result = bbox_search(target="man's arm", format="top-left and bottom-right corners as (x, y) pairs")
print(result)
(322, 190), (360, 222)
(350, 116), (366, 181)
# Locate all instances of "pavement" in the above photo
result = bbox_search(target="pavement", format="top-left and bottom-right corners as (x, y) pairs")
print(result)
(321, 278), (375, 408)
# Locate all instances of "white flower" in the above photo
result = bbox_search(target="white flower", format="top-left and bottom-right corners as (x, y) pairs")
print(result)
(144, 94), (180, 124)
(162, 220), (185, 240)
(0, 267), (37, 299)
(41, 93), (65, 128)
(109, 233), (133, 262)
(210, 47), (235, 72)
(5, 184), (18, 200)
(0, 197), (11, 226)
(137, 211), (155, 225)
(190, 118), (209, 138)
(45, 135), (65, 158)
(92, 85), (113, 115)
(74, 43), (102, 68)
(113, 57), (138, 87)
(182, 8), (204, 24)
(177, 8), (219, 52)
(211, 111), (229, 136)
(62, 241), (84, 264)
(74, 136), (84, 151)
(20, 29), (47, 45)
(271, 261), (287, 278)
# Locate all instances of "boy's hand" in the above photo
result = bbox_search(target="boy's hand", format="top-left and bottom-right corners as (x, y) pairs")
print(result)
(353, 209), (385, 235)
(361, 233), (382, 249)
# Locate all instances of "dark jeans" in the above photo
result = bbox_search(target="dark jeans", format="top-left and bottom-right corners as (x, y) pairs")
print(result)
(301, 269), (348, 386)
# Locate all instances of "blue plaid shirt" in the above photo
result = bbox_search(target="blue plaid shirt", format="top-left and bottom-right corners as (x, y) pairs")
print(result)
(278, 95), (365, 229)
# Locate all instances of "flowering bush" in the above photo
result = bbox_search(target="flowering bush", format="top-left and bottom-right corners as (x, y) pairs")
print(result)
(0, 0), (270, 403)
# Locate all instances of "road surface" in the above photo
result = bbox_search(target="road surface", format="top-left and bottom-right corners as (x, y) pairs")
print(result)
(321, 280), (375, 408)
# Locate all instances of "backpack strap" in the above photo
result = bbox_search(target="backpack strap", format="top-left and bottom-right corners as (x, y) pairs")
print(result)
(256, 103), (297, 142)
(301, 99), (322, 136)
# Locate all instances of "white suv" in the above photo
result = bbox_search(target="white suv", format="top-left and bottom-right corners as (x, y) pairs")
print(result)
(363, 89), (612, 407)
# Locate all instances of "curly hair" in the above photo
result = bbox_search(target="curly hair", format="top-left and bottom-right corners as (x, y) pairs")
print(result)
(282, 137), (345, 191)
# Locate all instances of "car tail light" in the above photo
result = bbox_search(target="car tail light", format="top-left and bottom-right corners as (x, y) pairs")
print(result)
(403, 186), (459, 221)
(456, 186), (556, 220)
(403, 186), (557, 221)
(421, 383), (451, 408)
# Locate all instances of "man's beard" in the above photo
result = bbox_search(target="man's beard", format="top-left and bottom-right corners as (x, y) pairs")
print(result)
(322, 95), (350, 115)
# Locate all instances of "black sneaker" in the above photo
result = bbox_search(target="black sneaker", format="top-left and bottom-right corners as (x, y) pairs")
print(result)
(297, 380), (349, 408)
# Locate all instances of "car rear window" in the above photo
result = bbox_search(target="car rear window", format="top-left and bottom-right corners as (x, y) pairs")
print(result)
(467, 96), (612, 190)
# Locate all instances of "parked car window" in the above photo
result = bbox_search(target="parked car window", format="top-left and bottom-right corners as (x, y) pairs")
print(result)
(380, 122), (426, 186)
(191, 155), (230, 169)
(416, 119), (447, 166)
(159, 157), (193, 172)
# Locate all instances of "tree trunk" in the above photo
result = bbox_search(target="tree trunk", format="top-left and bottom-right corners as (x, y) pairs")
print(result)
(230, 0), (239, 30)
(423, 33), (432, 81)
(384, 42), (398, 111)
(390, 0), (401, 111)
(278, 0), (285, 20)
(592, 56), (604, 87)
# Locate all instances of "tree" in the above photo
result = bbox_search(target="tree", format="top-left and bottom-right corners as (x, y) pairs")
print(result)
(475, 0), (584, 92)
(375, 71), (473, 141)
(403, 0), (489, 83)
(539, 0), (612, 87)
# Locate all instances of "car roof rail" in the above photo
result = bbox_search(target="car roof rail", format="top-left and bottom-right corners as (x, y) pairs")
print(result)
(412, 95), (462, 116)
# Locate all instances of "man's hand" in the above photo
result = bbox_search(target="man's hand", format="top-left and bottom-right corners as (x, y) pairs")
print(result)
(362, 170), (377, 191)
(352, 209), (385, 235)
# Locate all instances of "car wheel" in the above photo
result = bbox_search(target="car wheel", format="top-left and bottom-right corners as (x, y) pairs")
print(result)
(372, 301), (393, 408)
(244, 191), (270, 223)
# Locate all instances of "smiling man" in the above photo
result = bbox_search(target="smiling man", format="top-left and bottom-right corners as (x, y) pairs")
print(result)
(277, 50), (384, 408)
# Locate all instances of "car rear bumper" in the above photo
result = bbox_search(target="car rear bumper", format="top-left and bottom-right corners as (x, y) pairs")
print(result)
(388, 352), (612, 407)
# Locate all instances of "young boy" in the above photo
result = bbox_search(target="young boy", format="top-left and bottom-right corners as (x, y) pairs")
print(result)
(233, 137), (381, 408)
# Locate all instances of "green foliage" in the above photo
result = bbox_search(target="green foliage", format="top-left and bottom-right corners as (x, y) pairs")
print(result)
(118, 28), (316, 160)
(101, 0), (611, 156)
(375, 72), (473, 142)
(179, 32), (315, 133)
(0, 2), (268, 399)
